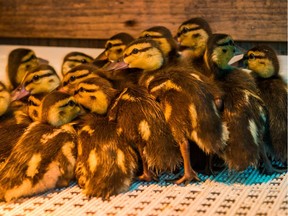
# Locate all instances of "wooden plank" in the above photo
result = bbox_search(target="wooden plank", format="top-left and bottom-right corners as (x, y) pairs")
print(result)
(0, 0), (286, 42)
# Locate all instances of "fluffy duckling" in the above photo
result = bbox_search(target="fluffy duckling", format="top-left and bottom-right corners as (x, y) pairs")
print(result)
(10, 64), (60, 101)
(138, 26), (180, 64)
(74, 112), (138, 199)
(0, 91), (80, 202)
(176, 17), (213, 76)
(6, 48), (48, 90)
(243, 45), (287, 164)
(0, 81), (10, 116)
(61, 51), (94, 77)
(111, 38), (226, 184)
(60, 64), (112, 95)
(204, 34), (280, 173)
(74, 77), (183, 182)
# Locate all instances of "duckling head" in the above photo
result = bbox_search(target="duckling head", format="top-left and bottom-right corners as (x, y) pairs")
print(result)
(40, 91), (81, 127)
(0, 81), (11, 116)
(109, 38), (165, 72)
(7, 48), (48, 90)
(139, 26), (178, 61)
(176, 17), (212, 58)
(204, 34), (240, 76)
(60, 64), (108, 95)
(61, 51), (94, 76)
(74, 77), (117, 114)
(243, 45), (279, 78)
(10, 64), (60, 101)
(104, 32), (135, 62)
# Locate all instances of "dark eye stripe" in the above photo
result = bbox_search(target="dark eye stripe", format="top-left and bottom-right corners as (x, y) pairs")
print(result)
(66, 59), (89, 63)
(125, 46), (153, 58)
(178, 27), (201, 36)
(25, 73), (54, 86)
(106, 43), (124, 49)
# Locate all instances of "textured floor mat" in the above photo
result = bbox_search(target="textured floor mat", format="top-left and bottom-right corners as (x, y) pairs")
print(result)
(0, 167), (287, 216)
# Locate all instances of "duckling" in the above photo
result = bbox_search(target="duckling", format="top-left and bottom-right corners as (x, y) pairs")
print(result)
(243, 45), (287, 164)
(139, 26), (180, 65)
(6, 48), (48, 90)
(74, 112), (139, 199)
(0, 81), (10, 116)
(10, 64), (60, 101)
(110, 38), (226, 184)
(61, 51), (94, 77)
(74, 77), (183, 182)
(138, 26), (225, 174)
(60, 64), (112, 95)
(204, 34), (281, 174)
(176, 17), (213, 76)
(0, 91), (80, 202)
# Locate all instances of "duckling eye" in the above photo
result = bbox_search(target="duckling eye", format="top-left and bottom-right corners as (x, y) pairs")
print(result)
(33, 75), (40, 82)
(222, 49), (227, 53)
(132, 48), (139, 54)
(182, 27), (189, 34)
(116, 48), (123, 54)
(69, 76), (76, 82)
(67, 100), (76, 107)
(192, 33), (200, 38)
(81, 59), (87, 64)
(249, 53), (255, 60)
(145, 34), (151, 38)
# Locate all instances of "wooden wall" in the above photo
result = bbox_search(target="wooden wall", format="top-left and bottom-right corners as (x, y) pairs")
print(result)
(0, 0), (287, 45)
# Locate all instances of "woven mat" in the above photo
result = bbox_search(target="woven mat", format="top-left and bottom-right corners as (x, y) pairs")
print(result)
(0, 167), (287, 216)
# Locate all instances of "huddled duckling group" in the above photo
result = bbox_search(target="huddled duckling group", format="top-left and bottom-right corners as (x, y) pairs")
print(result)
(0, 17), (286, 201)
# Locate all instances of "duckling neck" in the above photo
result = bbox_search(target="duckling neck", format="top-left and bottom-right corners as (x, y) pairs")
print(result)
(210, 63), (234, 80)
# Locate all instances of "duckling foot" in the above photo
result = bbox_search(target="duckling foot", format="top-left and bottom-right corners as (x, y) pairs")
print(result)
(173, 170), (200, 185)
(137, 170), (159, 182)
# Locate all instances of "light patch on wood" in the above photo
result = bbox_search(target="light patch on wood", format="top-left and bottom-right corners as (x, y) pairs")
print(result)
(150, 80), (182, 93)
(117, 149), (127, 174)
(88, 149), (98, 173)
(61, 141), (76, 168)
(189, 103), (198, 129)
(81, 125), (95, 136)
(249, 119), (258, 146)
(121, 93), (137, 101)
(40, 129), (62, 144)
(164, 101), (172, 121)
(26, 153), (42, 178)
(138, 120), (151, 141)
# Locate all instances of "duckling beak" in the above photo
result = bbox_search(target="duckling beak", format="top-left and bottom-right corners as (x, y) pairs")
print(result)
(103, 61), (129, 71)
(228, 45), (246, 66)
(37, 57), (49, 65)
(10, 85), (30, 101)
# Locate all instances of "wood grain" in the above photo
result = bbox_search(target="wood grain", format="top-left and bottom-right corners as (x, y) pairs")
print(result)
(0, 0), (286, 42)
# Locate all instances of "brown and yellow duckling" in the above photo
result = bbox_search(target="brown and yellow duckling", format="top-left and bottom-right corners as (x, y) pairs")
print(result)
(61, 51), (94, 77)
(176, 17), (213, 76)
(10, 64), (60, 101)
(74, 77), (183, 183)
(243, 45), (287, 164)
(111, 38), (226, 184)
(73, 80), (139, 198)
(204, 34), (282, 174)
(0, 91), (80, 202)
(6, 48), (48, 90)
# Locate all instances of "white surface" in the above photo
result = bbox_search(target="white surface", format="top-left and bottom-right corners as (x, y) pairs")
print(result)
(0, 45), (287, 85)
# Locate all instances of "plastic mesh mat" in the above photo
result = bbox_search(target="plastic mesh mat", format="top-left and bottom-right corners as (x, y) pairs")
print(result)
(0, 167), (287, 216)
